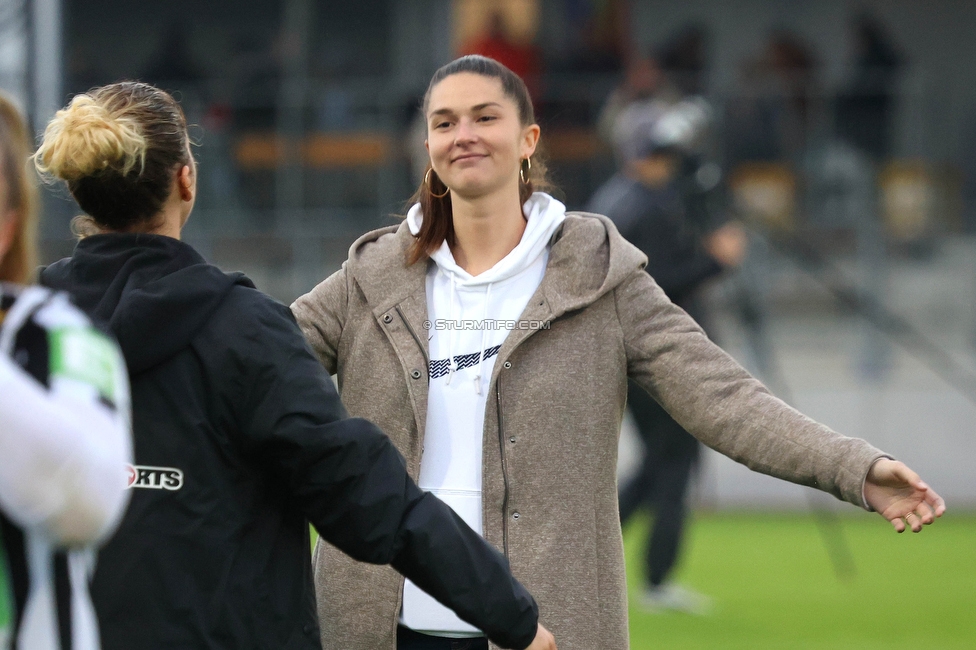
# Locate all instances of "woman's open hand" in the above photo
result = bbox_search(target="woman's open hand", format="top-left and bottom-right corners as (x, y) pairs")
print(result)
(864, 459), (946, 533)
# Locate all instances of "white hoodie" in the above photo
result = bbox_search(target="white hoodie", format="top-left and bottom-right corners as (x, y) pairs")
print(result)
(399, 193), (566, 637)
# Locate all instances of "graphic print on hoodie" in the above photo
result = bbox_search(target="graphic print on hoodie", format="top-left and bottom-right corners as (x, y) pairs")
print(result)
(400, 193), (566, 636)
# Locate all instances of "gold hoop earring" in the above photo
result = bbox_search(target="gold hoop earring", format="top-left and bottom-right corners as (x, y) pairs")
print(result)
(425, 168), (450, 198)
(519, 157), (532, 185)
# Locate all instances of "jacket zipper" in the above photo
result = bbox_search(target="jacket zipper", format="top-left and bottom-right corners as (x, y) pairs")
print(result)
(395, 304), (430, 474)
(392, 304), (426, 648)
(495, 377), (510, 557)
(395, 305), (429, 365)
(493, 310), (551, 559)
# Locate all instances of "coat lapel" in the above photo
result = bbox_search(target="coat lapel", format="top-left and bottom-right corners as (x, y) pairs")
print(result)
(491, 215), (617, 381)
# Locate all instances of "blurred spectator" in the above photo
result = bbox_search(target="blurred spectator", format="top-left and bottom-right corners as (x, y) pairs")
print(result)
(726, 30), (822, 164)
(835, 14), (904, 161)
(462, 11), (542, 101)
(598, 38), (720, 229)
(598, 24), (717, 170)
(658, 24), (709, 97)
(596, 53), (680, 167)
(552, 0), (629, 74)
(228, 30), (279, 130)
(141, 20), (205, 91)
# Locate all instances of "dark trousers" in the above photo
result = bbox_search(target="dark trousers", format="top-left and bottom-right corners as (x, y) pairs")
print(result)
(397, 626), (488, 650)
(618, 380), (700, 587)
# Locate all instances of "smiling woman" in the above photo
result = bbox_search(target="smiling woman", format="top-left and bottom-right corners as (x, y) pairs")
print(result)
(292, 54), (945, 650)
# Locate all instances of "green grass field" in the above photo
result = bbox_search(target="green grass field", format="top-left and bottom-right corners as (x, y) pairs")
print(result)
(623, 511), (976, 649)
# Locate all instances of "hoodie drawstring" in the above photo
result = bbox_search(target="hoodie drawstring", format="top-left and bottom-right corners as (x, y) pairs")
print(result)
(446, 272), (459, 386)
(473, 283), (492, 395)
(444, 273), (493, 394)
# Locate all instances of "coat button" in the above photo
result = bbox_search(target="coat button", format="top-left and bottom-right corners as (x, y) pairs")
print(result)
(411, 369), (422, 379)
(509, 436), (516, 443)
(382, 314), (393, 323)
(503, 361), (512, 369)
(512, 511), (520, 520)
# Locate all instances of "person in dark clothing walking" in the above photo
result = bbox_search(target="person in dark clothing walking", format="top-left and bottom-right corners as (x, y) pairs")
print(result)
(34, 82), (556, 650)
(588, 121), (745, 613)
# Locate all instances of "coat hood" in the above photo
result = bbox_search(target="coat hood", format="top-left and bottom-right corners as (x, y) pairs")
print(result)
(348, 201), (648, 321)
(40, 233), (253, 375)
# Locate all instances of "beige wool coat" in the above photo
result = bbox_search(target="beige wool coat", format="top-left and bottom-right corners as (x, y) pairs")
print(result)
(291, 212), (887, 650)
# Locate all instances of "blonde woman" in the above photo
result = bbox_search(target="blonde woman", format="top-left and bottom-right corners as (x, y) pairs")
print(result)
(1, 93), (131, 650)
(293, 55), (945, 650)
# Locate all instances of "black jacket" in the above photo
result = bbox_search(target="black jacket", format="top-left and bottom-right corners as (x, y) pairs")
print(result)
(41, 234), (538, 650)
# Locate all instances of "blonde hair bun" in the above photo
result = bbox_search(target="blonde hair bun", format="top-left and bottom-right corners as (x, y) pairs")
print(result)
(34, 94), (147, 181)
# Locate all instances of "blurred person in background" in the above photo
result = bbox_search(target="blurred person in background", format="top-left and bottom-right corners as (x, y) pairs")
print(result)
(596, 53), (680, 168)
(657, 24), (708, 97)
(462, 10), (542, 103)
(835, 13), (904, 162)
(34, 81), (555, 650)
(726, 30), (822, 165)
(0, 93), (132, 650)
(141, 20), (206, 94)
(552, 0), (629, 74)
(294, 54), (945, 650)
(597, 31), (718, 221)
(588, 104), (746, 614)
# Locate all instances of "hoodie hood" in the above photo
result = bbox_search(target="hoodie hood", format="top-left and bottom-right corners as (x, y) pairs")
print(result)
(40, 233), (253, 375)
(405, 192), (566, 287)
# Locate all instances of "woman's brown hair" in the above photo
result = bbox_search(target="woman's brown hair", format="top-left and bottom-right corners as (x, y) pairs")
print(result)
(407, 55), (553, 265)
(0, 93), (39, 283)
(34, 81), (190, 233)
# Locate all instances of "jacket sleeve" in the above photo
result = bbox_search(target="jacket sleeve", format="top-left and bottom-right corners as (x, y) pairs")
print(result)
(228, 295), (539, 650)
(290, 265), (348, 375)
(615, 269), (887, 509)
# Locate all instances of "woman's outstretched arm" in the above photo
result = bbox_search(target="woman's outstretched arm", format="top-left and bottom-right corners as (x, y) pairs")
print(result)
(617, 268), (945, 527)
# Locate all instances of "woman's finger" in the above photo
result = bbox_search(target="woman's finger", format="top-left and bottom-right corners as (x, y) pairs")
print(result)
(924, 488), (947, 516)
(890, 514), (906, 533)
(915, 501), (936, 525)
(904, 511), (923, 533)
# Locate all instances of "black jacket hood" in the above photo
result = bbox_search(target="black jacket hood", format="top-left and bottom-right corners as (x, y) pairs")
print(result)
(40, 233), (253, 375)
